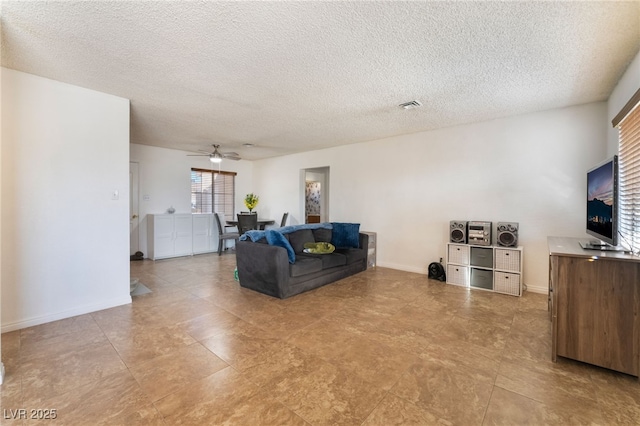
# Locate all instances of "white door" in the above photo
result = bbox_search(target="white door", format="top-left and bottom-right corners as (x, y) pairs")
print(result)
(130, 162), (140, 255)
(303, 167), (330, 223)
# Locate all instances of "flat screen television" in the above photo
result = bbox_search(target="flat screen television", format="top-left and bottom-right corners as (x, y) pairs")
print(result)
(583, 155), (618, 249)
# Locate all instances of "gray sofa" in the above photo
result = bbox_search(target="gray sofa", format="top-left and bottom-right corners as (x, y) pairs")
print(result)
(236, 224), (369, 299)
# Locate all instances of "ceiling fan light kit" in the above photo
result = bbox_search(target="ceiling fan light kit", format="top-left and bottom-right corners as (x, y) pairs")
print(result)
(187, 144), (241, 162)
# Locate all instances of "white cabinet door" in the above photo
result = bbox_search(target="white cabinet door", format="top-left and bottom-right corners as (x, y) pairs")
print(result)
(173, 214), (193, 256)
(192, 214), (215, 254)
(148, 214), (193, 260)
(150, 215), (175, 259)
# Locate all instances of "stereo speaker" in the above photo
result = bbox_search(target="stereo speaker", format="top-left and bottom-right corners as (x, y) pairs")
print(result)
(449, 221), (467, 243)
(497, 222), (519, 247)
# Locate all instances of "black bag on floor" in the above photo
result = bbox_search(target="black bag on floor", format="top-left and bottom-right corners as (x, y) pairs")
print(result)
(428, 262), (446, 281)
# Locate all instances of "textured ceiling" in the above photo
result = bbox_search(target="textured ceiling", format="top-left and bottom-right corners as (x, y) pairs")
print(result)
(1, 1), (639, 160)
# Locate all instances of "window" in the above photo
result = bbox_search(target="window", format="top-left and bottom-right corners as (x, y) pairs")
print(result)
(613, 88), (640, 253)
(191, 168), (236, 220)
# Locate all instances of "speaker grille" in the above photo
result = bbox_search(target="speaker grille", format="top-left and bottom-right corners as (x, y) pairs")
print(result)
(498, 232), (516, 246)
(496, 222), (518, 247)
(449, 221), (467, 243)
(451, 229), (464, 243)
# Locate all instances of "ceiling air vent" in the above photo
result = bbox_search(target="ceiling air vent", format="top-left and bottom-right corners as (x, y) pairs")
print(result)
(399, 100), (422, 110)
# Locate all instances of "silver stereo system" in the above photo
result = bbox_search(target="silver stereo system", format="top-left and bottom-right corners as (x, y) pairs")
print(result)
(497, 222), (519, 247)
(467, 221), (492, 246)
(449, 221), (468, 243)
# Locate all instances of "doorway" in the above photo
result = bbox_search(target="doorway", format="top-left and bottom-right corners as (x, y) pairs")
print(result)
(130, 162), (140, 256)
(303, 167), (329, 223)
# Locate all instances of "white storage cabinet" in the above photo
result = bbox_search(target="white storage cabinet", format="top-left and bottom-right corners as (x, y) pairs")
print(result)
(192, 214), (217, 255)
(148, 214), (193, 260)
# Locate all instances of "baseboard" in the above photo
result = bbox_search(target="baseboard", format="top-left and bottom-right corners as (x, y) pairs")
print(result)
(1, 295), (132, 333)
(375, 261), (426, 275)
(373, 263), (549, 295)
(523, 283), (548, 294)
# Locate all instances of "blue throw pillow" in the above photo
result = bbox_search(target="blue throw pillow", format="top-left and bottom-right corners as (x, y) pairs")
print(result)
(330, 223), (360, 249)
(265, 230), (296, 263)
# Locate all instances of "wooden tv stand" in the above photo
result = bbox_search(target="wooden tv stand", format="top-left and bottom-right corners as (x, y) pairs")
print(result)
(548, 237), (640, 377)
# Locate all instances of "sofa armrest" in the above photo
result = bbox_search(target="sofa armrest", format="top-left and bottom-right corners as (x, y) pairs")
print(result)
(236, 241), (290, 298)
(359, 232), (369, 266)
(359, 232), (369, 250)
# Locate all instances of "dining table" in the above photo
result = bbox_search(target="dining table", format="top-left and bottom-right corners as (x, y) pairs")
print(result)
(226, 218), (275, 230)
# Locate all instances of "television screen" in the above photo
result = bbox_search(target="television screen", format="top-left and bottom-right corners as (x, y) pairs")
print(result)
(586, 156), (618, 246)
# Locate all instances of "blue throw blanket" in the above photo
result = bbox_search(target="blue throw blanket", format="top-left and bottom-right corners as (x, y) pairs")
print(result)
(239, 223), (333, 264)
(240, 222), (333, 242)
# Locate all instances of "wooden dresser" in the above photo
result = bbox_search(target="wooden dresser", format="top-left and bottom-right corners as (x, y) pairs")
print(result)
(548, 236), (640, 377)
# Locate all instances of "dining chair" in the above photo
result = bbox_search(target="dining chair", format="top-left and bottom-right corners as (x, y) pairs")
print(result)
(280, 212), (289, 227)
(237, 213), (258, 235)
(214, 213), (240, 256)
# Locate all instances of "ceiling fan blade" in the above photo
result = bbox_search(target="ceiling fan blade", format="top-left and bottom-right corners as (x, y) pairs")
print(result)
(221, 151), (241, 160)
(187, 144), (241, 161)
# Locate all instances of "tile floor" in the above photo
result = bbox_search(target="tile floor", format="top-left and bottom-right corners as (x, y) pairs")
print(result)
(1, 253), (639, 425)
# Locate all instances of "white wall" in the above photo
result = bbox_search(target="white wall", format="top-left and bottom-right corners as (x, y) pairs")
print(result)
(1, 69), (131, 332)
(607, 50), (640, 154)
(252, 103), (609, 293)
(1, 52), (632, 334)
(129, 144), (253, 257)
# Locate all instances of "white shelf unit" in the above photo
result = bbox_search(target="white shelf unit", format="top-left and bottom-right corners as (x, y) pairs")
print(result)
(446, 243), (523, 296)
(362, 231), (376, 268)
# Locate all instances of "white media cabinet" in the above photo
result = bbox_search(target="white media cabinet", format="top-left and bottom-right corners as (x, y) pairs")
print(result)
(148, 213), (232, 260)
(446, 243), (523, 296)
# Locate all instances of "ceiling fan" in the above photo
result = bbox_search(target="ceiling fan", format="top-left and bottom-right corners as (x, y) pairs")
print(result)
(187, 144), (241, 163)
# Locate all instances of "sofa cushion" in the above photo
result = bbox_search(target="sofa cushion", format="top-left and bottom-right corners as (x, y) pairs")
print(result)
(330, 223), (360, 248)
(290, 256), (322, 277)
(298, 252), (347, 269)
(321, 253), (347, 269)
(288, 229), (315, 253)
(312, 228), (332, 243)
(335, 248), (366, 265)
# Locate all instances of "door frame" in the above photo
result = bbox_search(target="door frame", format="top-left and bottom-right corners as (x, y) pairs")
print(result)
(301, 166), (330, 223)
(130, 161), (140, 255)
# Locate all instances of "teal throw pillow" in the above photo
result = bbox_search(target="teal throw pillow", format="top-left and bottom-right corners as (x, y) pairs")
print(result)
(330, 223), (360, 249)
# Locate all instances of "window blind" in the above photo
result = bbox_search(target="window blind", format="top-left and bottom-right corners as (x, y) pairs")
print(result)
(191, 169), (213, 213)
(616, 90), (640, 253)
(191, 169), (236, 220)
(213, 172), (235, 221)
